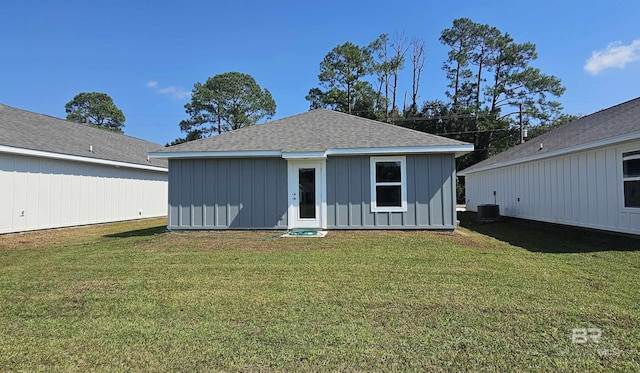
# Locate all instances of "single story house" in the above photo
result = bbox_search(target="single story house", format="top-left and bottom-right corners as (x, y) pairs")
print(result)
(459, 97), (640, 235)
(0, 103), (168, 234)
(149, 109), (473, 230)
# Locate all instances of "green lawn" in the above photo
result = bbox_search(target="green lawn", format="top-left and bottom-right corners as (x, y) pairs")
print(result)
(1, 216), (639, 372)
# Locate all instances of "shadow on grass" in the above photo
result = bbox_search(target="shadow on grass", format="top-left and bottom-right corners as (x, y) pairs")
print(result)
(458, 211), (640, 253)
(104, 226), (166, 238)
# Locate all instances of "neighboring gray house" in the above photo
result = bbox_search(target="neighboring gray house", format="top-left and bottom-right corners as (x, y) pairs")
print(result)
(150, 109), (473, 230)
(460, 97), (640, 235)
(0, 103), (168, 234)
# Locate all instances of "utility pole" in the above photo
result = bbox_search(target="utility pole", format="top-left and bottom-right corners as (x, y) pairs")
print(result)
(498, 102), (528, 143)
(519, 103), (524, 144)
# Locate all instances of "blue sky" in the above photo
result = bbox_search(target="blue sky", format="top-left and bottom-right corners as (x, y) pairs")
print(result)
(1, 0), (639, 145)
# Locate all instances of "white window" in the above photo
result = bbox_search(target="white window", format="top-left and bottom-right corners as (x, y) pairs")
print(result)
(370, 156), (407, 212)
(622, 150), (640, 208)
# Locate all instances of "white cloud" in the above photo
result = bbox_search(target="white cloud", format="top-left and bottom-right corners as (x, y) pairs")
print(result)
(584, 39), (640, 74)
(146, 80), (190, 100)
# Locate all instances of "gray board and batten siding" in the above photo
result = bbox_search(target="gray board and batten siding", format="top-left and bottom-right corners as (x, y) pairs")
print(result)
(168, 153), (456, 230)
(168, 158), (289, 229)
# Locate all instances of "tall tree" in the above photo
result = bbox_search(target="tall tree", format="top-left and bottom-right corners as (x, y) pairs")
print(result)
(441, 18), (565, 123)
(487, 37), (565, 120)
(305, 41), (379, 117)
(179, 72), (276, 138)
(408, 38), (426, 115)
(439, 18), (476, 110)
(65, 92), (125, 133)
(389, 33), (409, 114)
(469, 23), (502, 110)
(437, 18), (566, 167)
(369, 34), (392, 115)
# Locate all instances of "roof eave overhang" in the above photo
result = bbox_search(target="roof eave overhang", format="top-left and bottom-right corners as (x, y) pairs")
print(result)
(327, 145), (474, 157)
(149, 150), (283, 159)
(282, 152), (327, 159)
(0, 145), (168, 172)
(150, 144), (475, 160)
(458, 131), (640, 176)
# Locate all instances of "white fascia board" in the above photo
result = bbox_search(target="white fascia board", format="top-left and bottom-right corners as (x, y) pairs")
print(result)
(326, 145), (474, 156)
(149, 150), (282, 159)
(282, 152), (327, 159)
(458, 131), (640, 176)
(150, 145), (474, 160)
(0, 145), (168, 172)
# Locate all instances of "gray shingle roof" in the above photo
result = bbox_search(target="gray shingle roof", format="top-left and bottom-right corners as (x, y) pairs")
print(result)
(0, 103), (167, 169)
(460, 97), (640, 175)
(155, 108), (470, 154)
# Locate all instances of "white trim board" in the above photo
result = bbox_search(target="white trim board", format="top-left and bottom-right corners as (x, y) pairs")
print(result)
(282, 152), (327, 159)
(459, 131), (640, 176)
(149, 150), (282, 159)
(327, 145), (473, 157)
(150, 144), (474, 160)
(0, 145), (168, 172)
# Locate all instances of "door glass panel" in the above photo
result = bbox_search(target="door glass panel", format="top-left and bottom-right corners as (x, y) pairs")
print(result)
(299, 168), (316, 218)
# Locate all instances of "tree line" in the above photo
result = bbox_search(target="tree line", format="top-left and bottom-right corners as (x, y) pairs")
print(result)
(303, 18), (572, 170)
(65, 18), (575, 171)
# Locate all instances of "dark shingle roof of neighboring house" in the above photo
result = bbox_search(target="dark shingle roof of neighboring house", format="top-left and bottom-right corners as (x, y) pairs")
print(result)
(0, 103), (167, 169)
(459, 97), (640, 175)
(152, 109), (472, 156)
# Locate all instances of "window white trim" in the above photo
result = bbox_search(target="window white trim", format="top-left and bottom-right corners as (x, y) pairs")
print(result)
(370, 156), (407, 212)
(620, 147), (640, 211)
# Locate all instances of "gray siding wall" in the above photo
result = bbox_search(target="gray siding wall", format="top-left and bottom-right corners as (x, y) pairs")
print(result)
(326, 154), (457, 229)
(168, 158), (288, 229)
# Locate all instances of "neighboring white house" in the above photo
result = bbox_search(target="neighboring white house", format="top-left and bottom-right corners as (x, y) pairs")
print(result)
(0, 103), (168, 234)
(459, 97), (640, 235)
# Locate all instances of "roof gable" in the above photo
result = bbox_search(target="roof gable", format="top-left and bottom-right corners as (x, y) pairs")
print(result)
(460, 97), (640, 175)
(0, 103), (167, 169)
(155, 109), (471, 156)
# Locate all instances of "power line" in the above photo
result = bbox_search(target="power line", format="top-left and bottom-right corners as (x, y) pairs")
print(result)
(388, 113), (498, 121)
(341, 107), (513, 122)
(432, 128), (512, 136)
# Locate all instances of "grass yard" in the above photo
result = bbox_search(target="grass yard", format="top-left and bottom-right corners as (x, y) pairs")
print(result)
(1, 216), (639, 372)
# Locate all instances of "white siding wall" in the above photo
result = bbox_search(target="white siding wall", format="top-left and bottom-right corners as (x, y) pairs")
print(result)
(465, 140), (640, 235)
(0, 153), (167, 234)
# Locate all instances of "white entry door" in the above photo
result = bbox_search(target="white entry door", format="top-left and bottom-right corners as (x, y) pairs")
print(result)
(288, 161), (326, 229)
